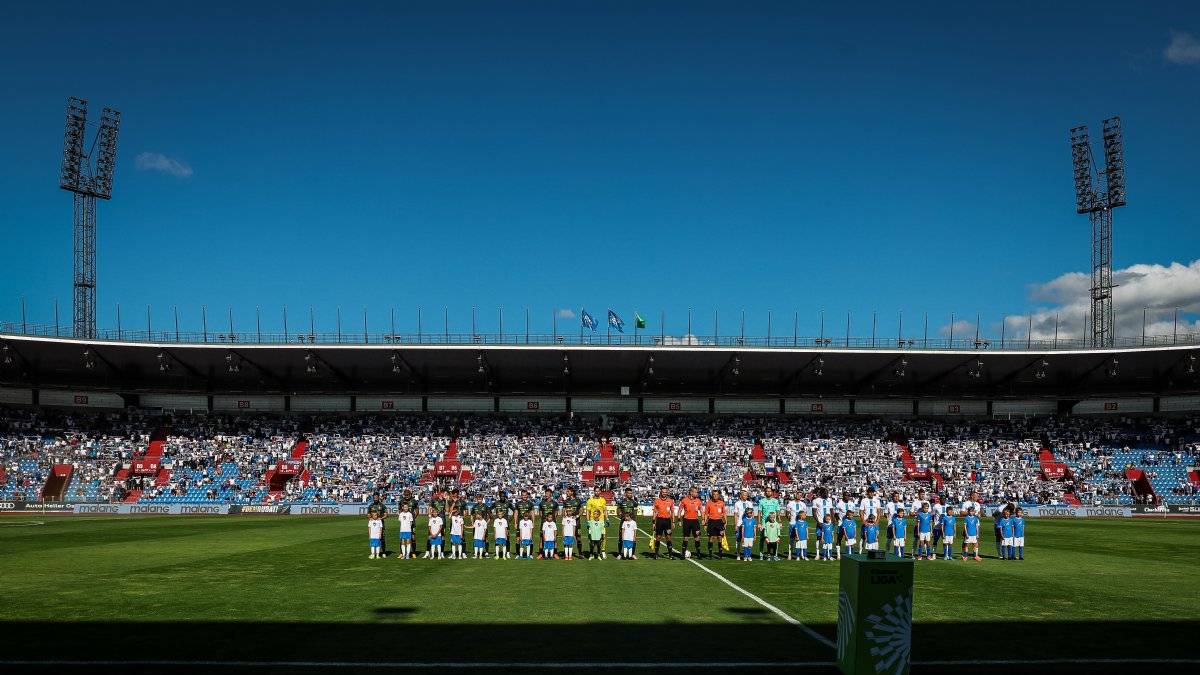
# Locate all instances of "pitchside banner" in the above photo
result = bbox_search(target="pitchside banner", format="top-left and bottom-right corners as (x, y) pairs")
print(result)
(73, 504), (232, 515)
(1024, 505), (1132, 518)
(0, 501), (77, 513)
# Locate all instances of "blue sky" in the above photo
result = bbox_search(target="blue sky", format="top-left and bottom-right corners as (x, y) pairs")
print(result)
(2, 1), (1199, 340)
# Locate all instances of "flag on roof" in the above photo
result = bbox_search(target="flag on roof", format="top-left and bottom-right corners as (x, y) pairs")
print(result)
(607, 309), (625, 333)
(580, 309), (598, 332)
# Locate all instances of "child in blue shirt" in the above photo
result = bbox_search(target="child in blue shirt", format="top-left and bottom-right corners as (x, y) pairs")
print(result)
(863, 515), (880, 553)
(840, 514), (858, 558)
(940, 508), (957, 561)
(890, 509), (907, 558)
(818, 514), (836, 560)
(916, 504), (934, 560)
(998, 508), (1015, 560)
(1012, 507), (1027, 560)
(794, 515), (810, 561)
(741, 509), (759, 562)
(961, 507), (981, 561)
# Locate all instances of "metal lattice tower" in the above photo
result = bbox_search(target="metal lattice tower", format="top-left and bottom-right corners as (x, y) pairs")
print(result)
(1069, 116), (1125, 348)
(59, 97), (121, 339)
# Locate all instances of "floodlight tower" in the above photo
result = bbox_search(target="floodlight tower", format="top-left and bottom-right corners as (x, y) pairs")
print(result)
(59, 97), (121, 339)
(1069, 116), (1125, 348)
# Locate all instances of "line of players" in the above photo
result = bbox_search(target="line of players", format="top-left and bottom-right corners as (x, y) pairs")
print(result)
(365, 483), (1028, 562)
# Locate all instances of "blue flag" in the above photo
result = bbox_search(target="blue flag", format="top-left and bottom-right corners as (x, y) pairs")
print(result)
(580, 309), (598, 332)
(607, 309), (625, 333)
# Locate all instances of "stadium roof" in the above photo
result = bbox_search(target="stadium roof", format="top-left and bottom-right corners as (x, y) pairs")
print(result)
(2, 332), (1197, 399)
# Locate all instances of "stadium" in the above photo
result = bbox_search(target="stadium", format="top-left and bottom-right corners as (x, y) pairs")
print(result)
(4, 4), (1200, 675)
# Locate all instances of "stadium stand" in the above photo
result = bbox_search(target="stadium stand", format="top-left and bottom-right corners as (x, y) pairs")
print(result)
(3, 406), (1199, 508)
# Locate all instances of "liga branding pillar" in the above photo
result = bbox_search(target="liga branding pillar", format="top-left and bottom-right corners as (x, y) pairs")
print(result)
(836, 553), (914, 675)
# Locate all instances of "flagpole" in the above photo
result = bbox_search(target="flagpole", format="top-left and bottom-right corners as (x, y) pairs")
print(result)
(634, 309), (639, 345)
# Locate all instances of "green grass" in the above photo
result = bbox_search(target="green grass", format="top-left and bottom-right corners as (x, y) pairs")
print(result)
(1, 515), (1197, 671)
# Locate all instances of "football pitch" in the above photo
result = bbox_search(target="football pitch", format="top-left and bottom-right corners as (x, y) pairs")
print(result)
(1, 515), (1198, 673)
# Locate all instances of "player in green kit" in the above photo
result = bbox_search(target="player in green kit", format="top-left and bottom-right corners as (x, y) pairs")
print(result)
(586, 515), (606, 559)
(756, 486), (782, 561)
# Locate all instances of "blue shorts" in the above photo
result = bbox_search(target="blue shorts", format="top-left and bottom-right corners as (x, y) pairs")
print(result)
(543, 540), (555, 550)
(399, 532), (412, 541)
(369, 538), (381, 547)
(622, 540), (634, 549)
(520, 538), (531, 547)
(431, 536), (443, 546)
(496, 538), (507, 546)
(473, 539), (484, 548)
(451, 535), (463, 545)
(790, 525), (798, 537)
(563, 536), (575, 546)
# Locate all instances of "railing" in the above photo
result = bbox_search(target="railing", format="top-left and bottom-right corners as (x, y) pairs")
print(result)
(4, 320), (1200, 351)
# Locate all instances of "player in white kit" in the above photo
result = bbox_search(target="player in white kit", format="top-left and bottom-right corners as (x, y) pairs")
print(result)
(493, 513), (511, 559)
(620, 514), (638, 559)
(397, 507), (415, 559)
(449, 510), (467, 560)
(427, 514), (445, 560)
(471, 515), (488, 559)
(368, 516), (384, 559)
(562, 514), (578, 560)
(518, 513), (535, 559)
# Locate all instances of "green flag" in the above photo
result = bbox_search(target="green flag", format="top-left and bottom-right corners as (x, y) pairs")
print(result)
(634, 313), (646, 329)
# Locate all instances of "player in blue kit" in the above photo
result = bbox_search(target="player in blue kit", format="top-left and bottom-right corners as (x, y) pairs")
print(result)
(940, 507), (957, 560)
(839, 512), (857, 558)
(862, 515), (880, 553)
(998, 507), (1016, 560)
(890, 508), (907, 558)
(1012, 507), (1027, 560)
(818, 514), (836, 560)
(961, 507), (981, 561)
(740, 508), (758, 562)
(916, 503), (934, 560)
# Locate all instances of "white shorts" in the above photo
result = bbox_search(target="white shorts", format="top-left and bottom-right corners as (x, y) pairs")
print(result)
(943, 535), (954, 545)
(893, 538), (905, 547)
(919, 532), (931, 542)
(1015, 537), (1025, 547)
(845, 538), (856, 546)
(1002, 537), (1014, 546)
(822, 542), (833, 549)
(864, 542), (879, 551)
(742, 537), (755, 548)
(795, 540), (808, 549)
(965, 535), (978, 544)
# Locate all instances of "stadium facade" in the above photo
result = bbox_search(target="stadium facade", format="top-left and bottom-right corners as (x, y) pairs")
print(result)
(2, 330), (1198, 416)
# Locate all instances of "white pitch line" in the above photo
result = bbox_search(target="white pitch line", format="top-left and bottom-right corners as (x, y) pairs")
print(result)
(3, 657), (1198, 669)
(0, 661), (822, 669)
(915, 658), (1200, 666)
(635, 526), (836, 649)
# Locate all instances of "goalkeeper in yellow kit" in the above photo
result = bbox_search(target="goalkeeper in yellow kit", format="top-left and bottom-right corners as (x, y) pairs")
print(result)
(585, 487), (608, 560)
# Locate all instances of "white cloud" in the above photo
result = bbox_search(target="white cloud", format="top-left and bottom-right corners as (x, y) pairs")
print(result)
(659, 334), (711, 346)
(1007, 260), (1200, 341)
(1165, 31), (1200, 65)
(555, 308), (575, 319)
(135, 152), (193, 178)
(937, 319), (977, 338)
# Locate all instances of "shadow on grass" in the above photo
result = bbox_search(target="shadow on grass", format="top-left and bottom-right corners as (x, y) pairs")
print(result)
(371, 607), (417, 616)
(0, 619), (1195, 673)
